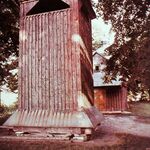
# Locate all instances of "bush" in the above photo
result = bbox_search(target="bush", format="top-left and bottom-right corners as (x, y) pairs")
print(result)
(8, 101), (18, 113)
(0, 104), (9, 114)
(0, 101), (18, 115)
(0, 102), (18, 125)
(0, 106), (5, 114)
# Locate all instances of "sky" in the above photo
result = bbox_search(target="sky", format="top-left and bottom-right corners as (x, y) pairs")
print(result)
(1, 90), (18, 106)
(92, 18), (115, 53)
(92, 0), (115, 53)
(1, 1), (115, 106)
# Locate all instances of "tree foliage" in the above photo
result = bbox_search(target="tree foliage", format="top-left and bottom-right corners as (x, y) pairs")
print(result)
(95, 0), (150, 95)
(0, 0), (19, 92)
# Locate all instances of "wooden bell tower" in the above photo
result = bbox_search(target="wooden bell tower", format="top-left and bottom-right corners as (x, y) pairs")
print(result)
(3, 0), (103, 139)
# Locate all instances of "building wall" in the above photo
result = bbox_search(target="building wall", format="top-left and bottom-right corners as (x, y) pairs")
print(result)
(94, 86), (127, 111)
(93, 53), (106, 72)
(19, 0), (94, 111)
(19, 0), (81, 111)
(79, 1), (94, 104)
(94, 88), (106, 111)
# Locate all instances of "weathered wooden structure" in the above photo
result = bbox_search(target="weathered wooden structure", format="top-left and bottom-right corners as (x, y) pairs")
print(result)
(94, 86), (127, 112)
(3, 0), (103, 139)
(93, 52), (127, 112)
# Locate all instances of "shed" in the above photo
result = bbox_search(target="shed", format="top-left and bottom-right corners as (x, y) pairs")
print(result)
(3, 0), (103, 138)
(93, 52), (127, 112)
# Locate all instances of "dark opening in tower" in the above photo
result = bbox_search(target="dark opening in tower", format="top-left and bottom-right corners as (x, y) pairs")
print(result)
(27, 0), (70, 15)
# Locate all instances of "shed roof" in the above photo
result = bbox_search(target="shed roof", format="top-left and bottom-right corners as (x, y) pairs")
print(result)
(93, 72), (122, 87)
(93, 51), (107, 60)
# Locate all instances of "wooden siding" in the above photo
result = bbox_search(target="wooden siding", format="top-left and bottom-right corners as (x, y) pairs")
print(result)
(19, 0), (95, 111)
(94, 87), (127, 111)
(94, 89), (106, 111)
(79, 3), (94, 104)
(19, 8), (80, 111)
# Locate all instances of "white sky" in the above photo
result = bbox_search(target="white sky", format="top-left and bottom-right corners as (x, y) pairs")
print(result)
(92, 18), (115, 53)
(1, 90), (17, 106)
(1, 1), (115, 106)
(92, 0), (115, 53)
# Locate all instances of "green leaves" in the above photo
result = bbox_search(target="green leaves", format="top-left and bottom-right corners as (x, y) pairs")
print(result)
(0, 0), (19, 92)
(95, 0), (150, 97)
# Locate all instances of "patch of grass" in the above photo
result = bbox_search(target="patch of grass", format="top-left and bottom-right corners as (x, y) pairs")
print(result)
(128, 102), (150, 117)
(116, 133), (150, 150)
(0, 114), (11, 125)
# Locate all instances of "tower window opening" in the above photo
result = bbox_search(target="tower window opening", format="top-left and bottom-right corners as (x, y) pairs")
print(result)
(95, 65), (100, 71)
(27, 0), (70, 16)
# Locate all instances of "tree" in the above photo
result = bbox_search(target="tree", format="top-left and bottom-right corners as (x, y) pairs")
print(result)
(0, 0), (19, 92)
(94, 0), (150, 97)
(92, 40), (104, 51)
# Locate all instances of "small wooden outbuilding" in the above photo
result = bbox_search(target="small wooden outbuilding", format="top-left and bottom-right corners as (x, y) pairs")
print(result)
(93, 52), (127, 112)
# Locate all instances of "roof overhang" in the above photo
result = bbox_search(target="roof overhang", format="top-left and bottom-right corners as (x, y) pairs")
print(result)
(81, 0), (96, 19)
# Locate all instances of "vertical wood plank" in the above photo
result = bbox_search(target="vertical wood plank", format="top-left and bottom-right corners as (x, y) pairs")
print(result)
(57, 11), (61, 110)
(73, 0), (82, 110)
(19, 2), (25, 110)
(49, 13), (53, 110)
(60, 10), (64, 111)
(38, 14), (42, 109)
(31, 15), (36, 109)
(45, 13), (49, 110)
(24, 17), (28, 110)
(35, 15), (39, 109)
(47, 13), (51, 110)
(36, 16), (40, 109)
(71, 0), (75, 110)
(53, 12), (57, 110)
(41, 14), (46, 109)
(19, 16), (24, 109)
(64, 10), (70, 110)
(28, 16), (32, 110)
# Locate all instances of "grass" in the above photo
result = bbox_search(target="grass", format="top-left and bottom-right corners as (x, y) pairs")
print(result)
(128, 101), (150, 117)
(115, 133), (150, 150)
(0, 114), (11, 126)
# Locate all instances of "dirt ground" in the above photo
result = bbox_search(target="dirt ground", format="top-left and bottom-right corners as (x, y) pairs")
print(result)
(0, 102), (150, 149)
(0, 114), (150, 150)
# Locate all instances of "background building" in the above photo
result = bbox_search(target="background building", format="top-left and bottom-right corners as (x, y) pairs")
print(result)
(93, 52), (127, 112)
